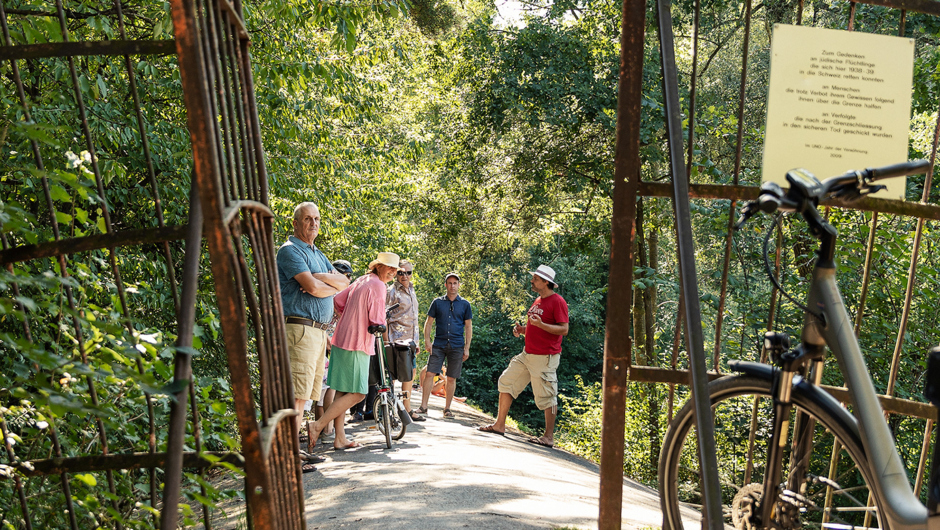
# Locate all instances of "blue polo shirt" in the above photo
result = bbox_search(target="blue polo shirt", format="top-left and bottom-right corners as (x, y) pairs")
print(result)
(427, 295), (473, 349)
(276, 236), (335, 323)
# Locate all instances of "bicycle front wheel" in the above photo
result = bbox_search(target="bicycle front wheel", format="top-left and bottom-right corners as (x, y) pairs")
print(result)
(658, 373), (883, 530)
(373, 395), (392, 449)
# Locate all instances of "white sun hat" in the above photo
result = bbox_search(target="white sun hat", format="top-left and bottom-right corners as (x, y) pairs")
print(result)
(530, 264), (557, 284)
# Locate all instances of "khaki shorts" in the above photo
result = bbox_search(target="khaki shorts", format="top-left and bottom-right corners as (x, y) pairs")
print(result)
(286, 323), (328, 401)
(497, 351), (560, 411)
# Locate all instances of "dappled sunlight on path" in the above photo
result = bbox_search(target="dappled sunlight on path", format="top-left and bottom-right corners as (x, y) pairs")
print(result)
(301, 390), (676, 529)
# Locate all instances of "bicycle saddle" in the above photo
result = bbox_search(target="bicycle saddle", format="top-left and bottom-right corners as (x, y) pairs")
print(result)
(368, 324), (387, 334)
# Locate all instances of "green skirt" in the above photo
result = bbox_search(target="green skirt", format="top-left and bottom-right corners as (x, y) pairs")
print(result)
(326, 346), (370, 395)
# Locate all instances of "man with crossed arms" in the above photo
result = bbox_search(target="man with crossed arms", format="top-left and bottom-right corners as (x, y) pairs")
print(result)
(276, 202), (350, 443)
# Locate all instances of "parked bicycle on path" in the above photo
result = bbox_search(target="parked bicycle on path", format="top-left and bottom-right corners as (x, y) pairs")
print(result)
(368, 303), (414, 449)
(658, 161), (940, 530)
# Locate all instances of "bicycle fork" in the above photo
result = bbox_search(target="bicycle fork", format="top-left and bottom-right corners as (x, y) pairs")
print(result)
(758, 333), (827, 529)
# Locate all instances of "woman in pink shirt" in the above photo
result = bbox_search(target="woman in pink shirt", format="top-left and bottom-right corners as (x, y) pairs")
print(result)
(307, 252), (399, 451)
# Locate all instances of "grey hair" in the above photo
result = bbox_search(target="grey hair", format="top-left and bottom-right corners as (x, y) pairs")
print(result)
(293, 202), (319, 222)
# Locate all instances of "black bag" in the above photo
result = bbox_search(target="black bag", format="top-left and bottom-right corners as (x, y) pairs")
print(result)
(387, 340), (417, 382)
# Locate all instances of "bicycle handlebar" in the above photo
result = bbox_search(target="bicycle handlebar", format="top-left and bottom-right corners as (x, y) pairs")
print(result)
(368, 304), (401, 335)
(735, 160), (932, 230)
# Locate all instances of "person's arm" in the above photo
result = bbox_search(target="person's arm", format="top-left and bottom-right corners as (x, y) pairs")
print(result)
(423, 315), (435, 352)
(333, 283), (351, 315)
(462, 319), (472, 361)
(366, 280), (386, 327)
(527, 313), (569, 336)
(294, 271), (343, 298)
(314, 271), (350, 290)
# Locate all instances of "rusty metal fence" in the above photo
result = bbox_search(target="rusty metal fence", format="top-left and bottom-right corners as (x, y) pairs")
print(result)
(0, 0), (303, 528)
(601, 0), (940, 527)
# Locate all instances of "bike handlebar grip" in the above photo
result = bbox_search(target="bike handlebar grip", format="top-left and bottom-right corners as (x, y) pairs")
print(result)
(867, 159), (932, 181)
(368, 324), (387, 334)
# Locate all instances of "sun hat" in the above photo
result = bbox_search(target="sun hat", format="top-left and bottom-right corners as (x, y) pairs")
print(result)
(368, 252), (400, 270)
(443, 272), (460, 282)
(530, 264), (557, 284)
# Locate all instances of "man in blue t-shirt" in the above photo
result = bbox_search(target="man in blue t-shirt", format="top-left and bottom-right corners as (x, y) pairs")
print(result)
(276, 202), (349, 442)
(419, 272), (472, 419)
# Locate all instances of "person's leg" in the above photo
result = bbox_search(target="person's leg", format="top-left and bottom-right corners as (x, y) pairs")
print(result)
(529, 353), (560, 446)
(322, 388), (336, 434)
(294, 398), (307, 438)
(432, 375), (446, 396)
(444, 376), (456, 411)
(418, 365), (427, 389)
(420, 369), (436, 409)
(542, 406), (557, 443)
(494, 392), (514, 430)
(287, 323), (318, 439)
(402, 377), (414, 412)
(421, 347), (445, 409)
(308, 331), (328, 417)
(479, 351), (530, 434)
(308, 391), (364, 448)
(442, 347), (464, 413)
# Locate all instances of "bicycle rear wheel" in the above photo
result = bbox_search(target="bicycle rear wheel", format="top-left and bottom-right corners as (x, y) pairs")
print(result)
(391, 396), (406, 441)
(373, 395), (392, 449)
(658, 374), (883, 530)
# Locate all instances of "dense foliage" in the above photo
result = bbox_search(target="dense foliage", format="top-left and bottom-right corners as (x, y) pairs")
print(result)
(2, 0), (940, 525)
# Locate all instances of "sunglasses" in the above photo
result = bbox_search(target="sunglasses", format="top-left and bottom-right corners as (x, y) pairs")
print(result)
(397, 270), (413, 276)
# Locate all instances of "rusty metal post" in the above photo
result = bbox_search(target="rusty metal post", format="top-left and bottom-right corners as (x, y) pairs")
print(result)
(168, 0), (276, 526)
(161, 184), (204, 529)
(655, 0), (723, 526)
(598, 0), (645, 526)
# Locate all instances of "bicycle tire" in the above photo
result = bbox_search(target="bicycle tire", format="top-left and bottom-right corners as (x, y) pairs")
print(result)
(391, 396), (407, 441)
(373, 395), (392, 449)
(658, 373), (884, 530)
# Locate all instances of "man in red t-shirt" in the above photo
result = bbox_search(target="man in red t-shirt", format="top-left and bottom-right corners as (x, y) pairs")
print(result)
(478, 265), (569, 448)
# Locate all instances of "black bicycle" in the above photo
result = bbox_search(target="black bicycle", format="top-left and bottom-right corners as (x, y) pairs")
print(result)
(367, 304), (413, 449)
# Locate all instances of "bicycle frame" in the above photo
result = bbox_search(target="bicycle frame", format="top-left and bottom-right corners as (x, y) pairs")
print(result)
(771, 215), (930, 530)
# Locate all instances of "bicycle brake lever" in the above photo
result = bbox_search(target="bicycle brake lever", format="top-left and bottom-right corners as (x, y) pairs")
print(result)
(734, 202), (758, 230)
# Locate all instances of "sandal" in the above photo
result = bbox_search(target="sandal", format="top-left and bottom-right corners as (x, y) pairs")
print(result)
(410, 411), (426, 422)
(299, 451), (325, 464)
(442, 409), (454, 419)
(301, 462), (318, 474)
(416, 406), (428, 414)
(477, 424), (505, 436)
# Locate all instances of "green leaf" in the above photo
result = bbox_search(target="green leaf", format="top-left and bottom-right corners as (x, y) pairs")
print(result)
(49, 184), (70, 202)
(55, 211), (72, 224)
(74, 473), (97, 487)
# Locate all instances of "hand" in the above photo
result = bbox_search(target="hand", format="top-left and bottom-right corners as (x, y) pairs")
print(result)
(462, 351), (469, 361)
(528, 314), (543, 328)
(512, 323), (525, 337)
